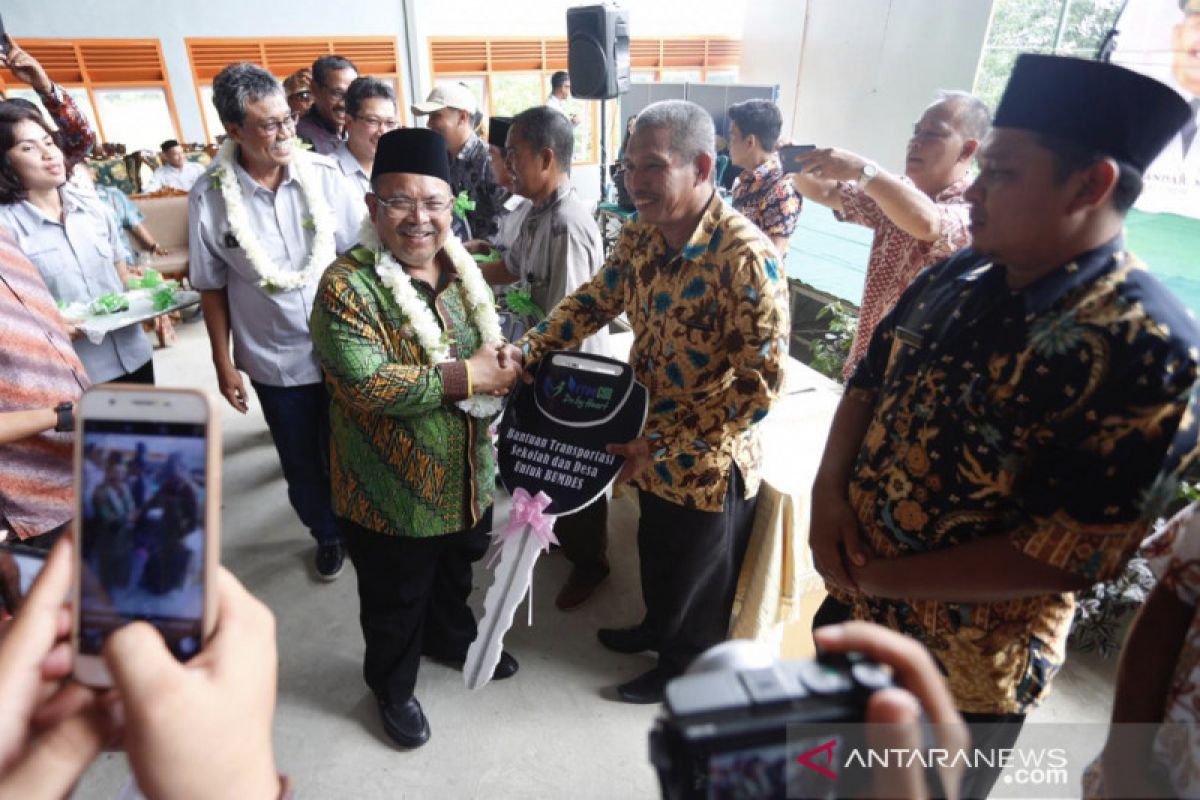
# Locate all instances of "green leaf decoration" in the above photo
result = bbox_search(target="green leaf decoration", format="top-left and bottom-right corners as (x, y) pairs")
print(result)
(503, 289), (545, 321)
(152, 286), (177, 312)
(88, 292), (130, 316)
(453, 190), (476, 219)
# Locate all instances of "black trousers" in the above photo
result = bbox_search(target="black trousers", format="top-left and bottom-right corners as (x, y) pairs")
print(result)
(637, 467), (758, 676)
(341, 508), (492, 705)
(557, 494), (609, 578)
(960, 712), (1026, 799)
(108, 359), (155, 385)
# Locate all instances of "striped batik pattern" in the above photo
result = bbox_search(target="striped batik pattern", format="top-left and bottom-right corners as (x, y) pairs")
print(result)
(0, 225), (89, 539)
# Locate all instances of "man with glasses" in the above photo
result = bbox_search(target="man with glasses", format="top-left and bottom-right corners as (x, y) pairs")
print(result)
(333, 77), (398, 196)
(189, 63), (364, 581)
(411, 83), (509, 240)
(311, 128), (522, 749)
(283, 68), (315, 117)
(297, 55), (358, 156)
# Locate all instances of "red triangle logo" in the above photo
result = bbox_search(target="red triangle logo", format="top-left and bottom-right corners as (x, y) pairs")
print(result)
(796, 739), (839, 779)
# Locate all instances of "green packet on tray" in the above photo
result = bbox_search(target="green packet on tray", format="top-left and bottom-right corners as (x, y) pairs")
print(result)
(88, 292), (130, 315)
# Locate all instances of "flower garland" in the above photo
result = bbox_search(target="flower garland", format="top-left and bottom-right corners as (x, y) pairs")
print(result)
(209, 138), (337, 292)
(359, 217), (505, 418)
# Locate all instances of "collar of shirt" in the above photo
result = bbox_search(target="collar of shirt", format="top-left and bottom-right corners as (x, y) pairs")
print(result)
(232, 149), (298, 197)
(456, 133), (486, 164)
(741, 155), (783, 191)
(956, 235), (1125, 318)
(528, 181), (572, 216)
(333, 142), (367, 180)
(934, 175), (971, 204)
(674, 189), (724, 264)
(302, 107), (340, 136)
(10, 185), (95, 230)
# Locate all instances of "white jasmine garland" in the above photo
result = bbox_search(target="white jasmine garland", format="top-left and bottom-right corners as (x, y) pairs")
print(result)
(210, 138), (337, 292)
(359, 217), (505, 418)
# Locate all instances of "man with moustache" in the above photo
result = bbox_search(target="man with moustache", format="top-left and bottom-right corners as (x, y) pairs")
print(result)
(296, 55), (358, 156)
(332, 77), (398, 196)
(791, 91), (989, 380)
(500, 100), (790, 703)
(189, 63), (363, 580)
(311, 128), (521, 748)
(809, 55), (1200, 798)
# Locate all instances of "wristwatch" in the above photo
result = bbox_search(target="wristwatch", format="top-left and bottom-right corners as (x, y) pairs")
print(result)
(858, 161), (879, 188)
(54, 401), (74, 433)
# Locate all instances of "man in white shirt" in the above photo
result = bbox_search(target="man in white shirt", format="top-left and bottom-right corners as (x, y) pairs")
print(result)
(149, 140), (206, 192)
(189, 63), (364, 582)
(545, 71), (579, 127)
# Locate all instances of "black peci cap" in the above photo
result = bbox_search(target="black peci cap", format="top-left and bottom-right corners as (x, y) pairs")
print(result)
(488, 117), (513, 150)
(371, 128), (452, 185)
(993, 54), (1191, 171)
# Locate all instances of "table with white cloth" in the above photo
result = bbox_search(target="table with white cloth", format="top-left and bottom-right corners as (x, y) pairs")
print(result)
(728, 359), (842, 656)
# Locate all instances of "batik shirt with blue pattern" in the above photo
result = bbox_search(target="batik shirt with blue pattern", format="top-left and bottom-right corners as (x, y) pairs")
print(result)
(519, 192), (790, 512)
(844, 237), (1200, 714)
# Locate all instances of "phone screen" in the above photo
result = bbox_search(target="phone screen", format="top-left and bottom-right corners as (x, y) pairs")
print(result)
(78, 419), (207, 661)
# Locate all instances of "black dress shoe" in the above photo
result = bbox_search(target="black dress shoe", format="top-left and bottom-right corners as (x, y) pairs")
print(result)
(378, 696), (430, 748)
(616, 667), (672, 704)
(426, 649), (520, 681)
(597, 625), (657, 654)
(315, 542), (345, 582)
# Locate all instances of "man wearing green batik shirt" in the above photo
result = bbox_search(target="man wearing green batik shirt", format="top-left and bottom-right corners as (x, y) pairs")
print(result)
(311, 127), (520, 750)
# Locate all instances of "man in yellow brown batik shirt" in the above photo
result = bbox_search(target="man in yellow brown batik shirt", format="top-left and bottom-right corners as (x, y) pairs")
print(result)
(810, 55), (1200, 799)
(502, 100), (790, 704)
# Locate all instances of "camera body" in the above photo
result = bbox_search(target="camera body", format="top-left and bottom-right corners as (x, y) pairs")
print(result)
(650, 651), (892, 800)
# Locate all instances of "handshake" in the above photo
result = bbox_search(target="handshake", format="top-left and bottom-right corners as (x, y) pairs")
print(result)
(466, 343), (530, 396)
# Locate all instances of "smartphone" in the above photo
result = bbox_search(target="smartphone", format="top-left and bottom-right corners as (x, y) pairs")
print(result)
(0, 541), (48, 615)
(72, 386), (220, 687)
(779, 144), (819, 174)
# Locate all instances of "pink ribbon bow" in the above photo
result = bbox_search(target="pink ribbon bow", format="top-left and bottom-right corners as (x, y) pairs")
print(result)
(501, 487), (559, 553)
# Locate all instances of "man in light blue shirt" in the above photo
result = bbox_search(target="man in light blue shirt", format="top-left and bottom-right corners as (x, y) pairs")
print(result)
(189, 62), (364, 580)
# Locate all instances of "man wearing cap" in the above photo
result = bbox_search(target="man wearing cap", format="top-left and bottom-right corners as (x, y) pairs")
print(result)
(284, 68), (315, 117)
(189, 63), (364, 581)
(476, 106), (613, 610)
(297, 55), (358, 156)
(411, 83), (508, 241)
(311, 127), (522, 749)
(499, 100), (791, 704)
(809, 54), (1200, 797)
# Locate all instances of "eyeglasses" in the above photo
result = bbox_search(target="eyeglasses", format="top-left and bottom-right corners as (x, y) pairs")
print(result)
(354, 115), (399, 132)
(253, 112), (300, 137)
(372, 194), (452, 218)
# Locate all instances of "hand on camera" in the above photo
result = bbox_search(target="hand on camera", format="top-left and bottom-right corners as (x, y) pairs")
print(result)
(815, 622), (968, 800)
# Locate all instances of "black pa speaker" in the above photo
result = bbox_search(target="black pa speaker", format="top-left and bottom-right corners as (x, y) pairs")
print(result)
(567, 5), (630, 100)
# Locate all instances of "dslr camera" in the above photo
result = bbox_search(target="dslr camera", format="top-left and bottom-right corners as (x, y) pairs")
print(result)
(650, 650), (893, 800)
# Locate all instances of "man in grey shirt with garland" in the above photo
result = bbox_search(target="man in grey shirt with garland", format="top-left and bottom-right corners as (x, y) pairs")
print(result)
(479, 105), (613, 610)
(189, 63), (363, 581)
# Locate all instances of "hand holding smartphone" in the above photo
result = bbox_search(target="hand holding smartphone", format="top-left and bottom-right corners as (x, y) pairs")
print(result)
(778, 144), (818, 173)
(71, 386), (220, 687)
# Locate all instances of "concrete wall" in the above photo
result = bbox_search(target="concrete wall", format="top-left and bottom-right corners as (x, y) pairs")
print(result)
(740, 0), (995, 174)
